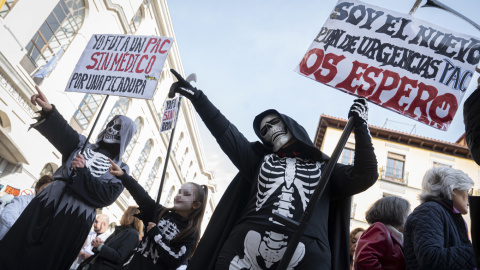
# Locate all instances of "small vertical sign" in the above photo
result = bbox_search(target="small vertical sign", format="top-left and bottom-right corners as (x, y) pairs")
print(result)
(159, 98), (178, 132)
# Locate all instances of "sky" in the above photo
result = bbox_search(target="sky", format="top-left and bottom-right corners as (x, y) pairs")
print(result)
(167, 0), (480, 201)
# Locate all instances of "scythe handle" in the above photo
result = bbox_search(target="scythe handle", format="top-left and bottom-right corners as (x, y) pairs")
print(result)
(275, 116), (354, 270)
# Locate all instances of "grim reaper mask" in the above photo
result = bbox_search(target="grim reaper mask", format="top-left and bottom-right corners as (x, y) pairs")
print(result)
(259, 114), (293, 152)
(102, 117), (122, 144)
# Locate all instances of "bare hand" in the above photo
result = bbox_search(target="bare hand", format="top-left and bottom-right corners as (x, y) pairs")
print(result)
(146, 222), (156, 233)
(79, 252), (91, 260)
(71, 154), (86, 170)
(91, 237), (104, 248)
(30, 86), (52, 112)
(108, 159), (124, 177)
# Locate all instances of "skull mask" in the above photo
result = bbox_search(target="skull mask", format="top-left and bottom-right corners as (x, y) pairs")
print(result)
(260, 114), (293, 152)
(103, 117), (121, 144)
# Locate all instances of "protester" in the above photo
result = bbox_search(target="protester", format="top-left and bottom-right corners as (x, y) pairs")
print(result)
(0, 86), (136, 270)
(77, 206), (143, 270)
(0, 175), (53, 240)
(404, 167), (477, 269)
(167, 69), (378, 270)
(73, 214), (112, 269)
(109, 160), (208, 270)
(463, 82), (480, 267)
(353, 196), (410, 270)
(349, 227), (364, 270)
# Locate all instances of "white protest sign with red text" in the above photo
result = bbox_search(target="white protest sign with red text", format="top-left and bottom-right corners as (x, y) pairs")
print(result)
(296, 0), (480, 130)
(66, 34), (173, 100)
(159, 98), (178, 132)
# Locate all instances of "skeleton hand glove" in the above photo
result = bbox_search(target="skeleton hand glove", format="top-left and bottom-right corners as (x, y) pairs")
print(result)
(348, 98), (369, 127)
(168, 69), (201, 100)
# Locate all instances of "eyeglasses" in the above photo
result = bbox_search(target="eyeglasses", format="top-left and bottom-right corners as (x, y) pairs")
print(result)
(468, 188), (474, 196)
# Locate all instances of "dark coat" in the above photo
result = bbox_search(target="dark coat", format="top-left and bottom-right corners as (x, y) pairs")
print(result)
(187, 92), (378, 270)
(86, 226), (139, 270)
(404, 200), (476, 270)
(463, 86), (480, 267)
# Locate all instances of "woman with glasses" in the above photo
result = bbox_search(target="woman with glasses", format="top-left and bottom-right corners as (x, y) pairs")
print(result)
(404, 167), (477, 269)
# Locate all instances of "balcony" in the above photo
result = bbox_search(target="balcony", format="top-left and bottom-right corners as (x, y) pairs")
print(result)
(380, 166), (408, 185)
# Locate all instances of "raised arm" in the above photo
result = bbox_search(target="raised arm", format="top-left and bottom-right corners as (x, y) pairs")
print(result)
(169, 69), (261, 176)
(31, 86), (80, 161)
(331, 99), (378, 198)
(109, 159), (160, 224)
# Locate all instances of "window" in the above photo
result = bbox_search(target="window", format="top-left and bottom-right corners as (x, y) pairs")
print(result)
(73, 94), (103, 129)
(123, 117), (143, 161)
(101, 97), (130, 129)
(40, 163), (54, 176)
(433, 161), (452, 168)
(340, 148), (355, 165)
(129, 8), (143, 34)
(24, 0), (85, 70)
(132, 139), (153, 179)
(386, 152), (405, 181)
(144, 157), (161, 191)
(164, 185), (175, 207)
(0, 0), (19, 18)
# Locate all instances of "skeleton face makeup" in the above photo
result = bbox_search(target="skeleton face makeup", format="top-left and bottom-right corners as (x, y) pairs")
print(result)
(103, 117), (121, 144)
(260, 114), (293, 152)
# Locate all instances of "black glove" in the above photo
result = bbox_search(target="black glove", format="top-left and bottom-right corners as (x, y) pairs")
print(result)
(348, 98), (368, 127)
(168, 69), (201, 100)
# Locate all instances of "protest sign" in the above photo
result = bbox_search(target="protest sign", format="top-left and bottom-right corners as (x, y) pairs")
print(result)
(66, 34), (173, 100)
(296, 0), (480, 130)
(160, 98), (178, 132)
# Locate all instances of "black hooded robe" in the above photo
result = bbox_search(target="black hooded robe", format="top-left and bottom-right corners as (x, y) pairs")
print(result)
(186, 92), (378, 270)
(463, 86), (480, 267)
(0, 106), (136, 270)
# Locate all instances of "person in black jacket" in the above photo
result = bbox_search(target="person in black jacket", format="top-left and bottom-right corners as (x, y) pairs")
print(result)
(78, 206), (143, 270)
(108, 160), (209, 270)
(463, 83), (480, 267)
(167, 69), (378, 270)
(404, 167), (477, 270)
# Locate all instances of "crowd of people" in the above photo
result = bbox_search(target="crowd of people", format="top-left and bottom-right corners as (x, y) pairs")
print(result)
(0, 69), (477, 269)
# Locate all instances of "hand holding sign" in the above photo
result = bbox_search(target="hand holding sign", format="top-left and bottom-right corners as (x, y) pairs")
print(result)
(31, 86), (53, 112)
(348, 98), (368, 127)
(168, 69), (200, 100)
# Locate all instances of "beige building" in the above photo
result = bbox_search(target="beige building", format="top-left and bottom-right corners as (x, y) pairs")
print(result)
(0, 0), (216, 230)
(314, 115), (479, 231)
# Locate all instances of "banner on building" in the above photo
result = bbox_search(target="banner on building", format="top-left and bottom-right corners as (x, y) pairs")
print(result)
(295, 0), (480, 130)
(159, 98), (178, 132)
(4, 185), (20, 196)
(66, 34), (174, 100)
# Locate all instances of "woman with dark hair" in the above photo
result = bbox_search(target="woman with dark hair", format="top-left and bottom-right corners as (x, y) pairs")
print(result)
(354, 196), (411, 270)
(78, 206), (143, 270)
(404, 167), (477, 269)
(108, 160), (208, 270)
(349, 227), (365, 270)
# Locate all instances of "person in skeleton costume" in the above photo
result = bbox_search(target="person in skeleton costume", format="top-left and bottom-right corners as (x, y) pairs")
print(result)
(167, 69), (378, 270)
(0, 86), (136, 270)
(108, 160), (209, 270)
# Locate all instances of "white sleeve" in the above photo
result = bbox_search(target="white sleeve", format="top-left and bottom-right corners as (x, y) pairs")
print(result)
(0, 195), (32, 228)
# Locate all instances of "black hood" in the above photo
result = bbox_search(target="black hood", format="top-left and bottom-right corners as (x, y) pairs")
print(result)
(253, 109), (329, 162)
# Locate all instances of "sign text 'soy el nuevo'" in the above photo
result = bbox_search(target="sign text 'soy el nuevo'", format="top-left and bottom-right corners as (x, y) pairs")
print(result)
(296, 0), (480, 130)
(66, 34), (173, 100)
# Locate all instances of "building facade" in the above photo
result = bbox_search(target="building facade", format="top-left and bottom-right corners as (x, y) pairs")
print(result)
(0, 0), (216, 230)
(314, 115), (479, 231)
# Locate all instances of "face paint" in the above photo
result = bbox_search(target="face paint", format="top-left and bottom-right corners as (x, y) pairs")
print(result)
(103, 117), (121, 144)
(260, 114), (293, 152)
